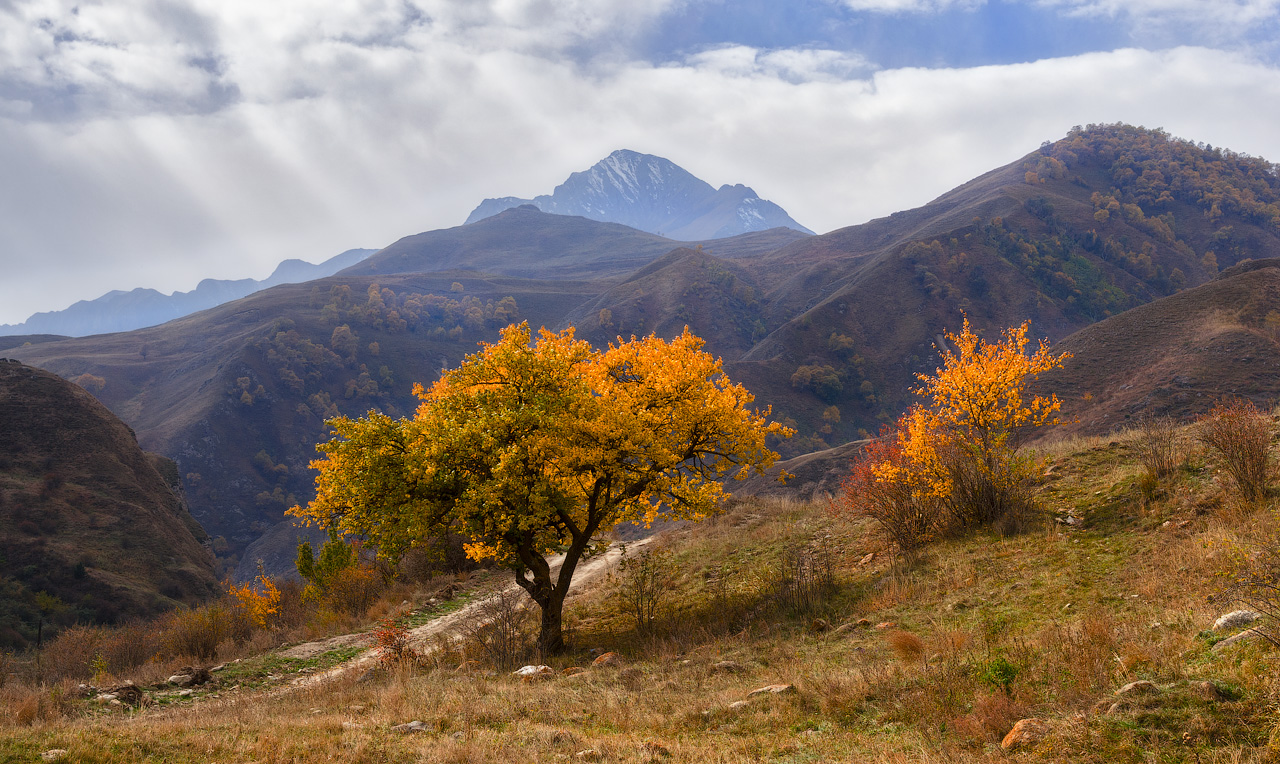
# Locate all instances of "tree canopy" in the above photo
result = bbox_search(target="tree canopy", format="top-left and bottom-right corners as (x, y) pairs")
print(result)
(291, 322), (788, 652)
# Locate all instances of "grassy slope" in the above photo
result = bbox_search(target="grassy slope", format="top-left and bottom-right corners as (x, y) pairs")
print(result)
(5, 423), (1280, 762)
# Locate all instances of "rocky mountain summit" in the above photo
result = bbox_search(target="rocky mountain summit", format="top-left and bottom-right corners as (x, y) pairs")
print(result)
(465, 149), (813, 240)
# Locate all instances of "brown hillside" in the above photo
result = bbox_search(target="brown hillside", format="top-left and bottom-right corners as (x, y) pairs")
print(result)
(1036, 260), (1280, 437)
(343, 205), (807, 281)
(0, 361), (218, 649)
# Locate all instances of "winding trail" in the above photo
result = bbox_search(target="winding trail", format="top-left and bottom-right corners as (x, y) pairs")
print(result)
(279, 537), (653, 690)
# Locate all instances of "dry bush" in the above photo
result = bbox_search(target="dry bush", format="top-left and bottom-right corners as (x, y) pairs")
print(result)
(940, 441), (1035, 536)
(373, 616), (420, 667)
(885, 630), (924, 667)
(98, 621), (164, 676)
(161, 602), (240, 662)
(40, 624), (104, 681)
(771, 541), (836, 614)
(611, 546), (677, 634)
(1136, 414), (1181, 484)
(323, 566), (385, 617)
(1, 681), (75, 726)
(460, 588), (535, 670)
(1197, 398), (1273, 503)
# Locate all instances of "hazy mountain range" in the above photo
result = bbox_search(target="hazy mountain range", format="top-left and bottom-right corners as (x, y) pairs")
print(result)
(0, 248), (377, 338)
(465, 149), (813, 239)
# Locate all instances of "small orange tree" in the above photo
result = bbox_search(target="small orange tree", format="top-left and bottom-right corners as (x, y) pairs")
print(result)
(838, 319), (1067, 546)
(292, 322), (788, 654)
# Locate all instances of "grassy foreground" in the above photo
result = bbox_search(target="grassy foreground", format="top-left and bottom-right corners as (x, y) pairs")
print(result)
(4, 427), (1280, 763)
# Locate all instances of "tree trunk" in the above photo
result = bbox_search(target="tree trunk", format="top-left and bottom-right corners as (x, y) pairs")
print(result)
(537, 591), (566, 655)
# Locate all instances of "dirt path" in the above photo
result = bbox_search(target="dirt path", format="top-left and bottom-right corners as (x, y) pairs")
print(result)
(279, 537), (653, 689)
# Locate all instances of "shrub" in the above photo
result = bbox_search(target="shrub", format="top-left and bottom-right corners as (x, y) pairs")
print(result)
(161, 602), (237, 661)
(460, 589), (535, 669)
(771, 542), (836, 614)
(834, 434), (939, 555)
(1197, 398), (1272, 503)
(835, 320), (1066, 549)
(373, 616), (420, 667)
(612, 546), (677, 634)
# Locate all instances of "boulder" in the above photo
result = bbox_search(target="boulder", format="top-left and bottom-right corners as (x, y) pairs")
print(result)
(40, 751), (68, 762)
(711, 660), (747, 674)
(1115, 680), (1160, 697)
(592, 652), (622, 668)
(1212, 628), (1266, 653)
(391, 720), (431, 734)
(562, 666), (586, 676)
(512, 664), (554, 676)
(574, 750), (602, 762)
(1188, 680), (1226, 701)
(1000, 718), (1052, 752)
(103, 683), (146, 707)
(728, 700), (751, 711)
(747, 684), (797, 698)
(1213, 610), (1262, 631)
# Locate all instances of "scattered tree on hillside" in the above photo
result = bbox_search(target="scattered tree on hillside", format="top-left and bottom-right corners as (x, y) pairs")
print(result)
(836, 319), (1068, 549)
(291, 323), (789, 653)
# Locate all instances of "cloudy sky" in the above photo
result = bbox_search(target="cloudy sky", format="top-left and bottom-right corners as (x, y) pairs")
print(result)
(3, 0), (1280, 325)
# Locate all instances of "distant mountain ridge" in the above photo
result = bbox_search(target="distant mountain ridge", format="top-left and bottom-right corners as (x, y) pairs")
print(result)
(464, 149), (813, 239)
(0, 248), (376, 338)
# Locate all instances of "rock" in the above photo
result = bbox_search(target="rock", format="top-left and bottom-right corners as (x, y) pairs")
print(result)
(575, 750), (602, 762)
(72, 684), (94, 699)
(855, 618), (872, 627)
(1188, 680), (1225, 701)
(873, 621), (896, 631)
(342, 721), (364, 730)
(392, 720), (431, 734)
(711, 660), (747, 674)
(95, 694), (118, 704)
(858, 552), (875, 566)
(356, 668), (380, 684)
(641, 741), (671, 758)
(176, 689), (193, 697)
(551, 730), (577, 745)
(747, 684), (797, 698)
(1106, 702), (1125, 715)
(1213, 610), (1262, 631)
(515, 665), (556, 682)
(728, 700), (751, 711)
(1115, 680), (1160, 697)
(810, 618), (831, 633)
(1000, 718), (1052, 752)
(1212, 627), (1265, 653)
(832, 623), (855, 636)
(169, 674), (195, 687)
(103, 683), (146, 707)
(592, 652), (622, 668)
(451, 731), (464, 740)
(40, 751), (68, 762)
(210, 664), (227, 672)
(562, 666), (586, 676)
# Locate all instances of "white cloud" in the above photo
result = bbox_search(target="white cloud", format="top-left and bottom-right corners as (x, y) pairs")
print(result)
(2, 1), (1280, 325)
(837, 0), (984, 11)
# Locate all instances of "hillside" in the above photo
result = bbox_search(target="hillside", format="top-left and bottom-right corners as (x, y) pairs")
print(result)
(1035, 258), (1280, 437)
(5, 423), (1279, 762)
(0, 361), (218, 649)
(9, 124), (1280, 576)
(464, 149), (813, 239)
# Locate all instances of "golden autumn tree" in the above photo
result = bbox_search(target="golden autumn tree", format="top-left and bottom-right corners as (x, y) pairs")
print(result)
(838, 319), (1067, 548)
(291, 322), (788, 653)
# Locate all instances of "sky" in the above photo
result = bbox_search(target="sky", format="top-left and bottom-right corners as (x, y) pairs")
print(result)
(3, 0), (1280, 325)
